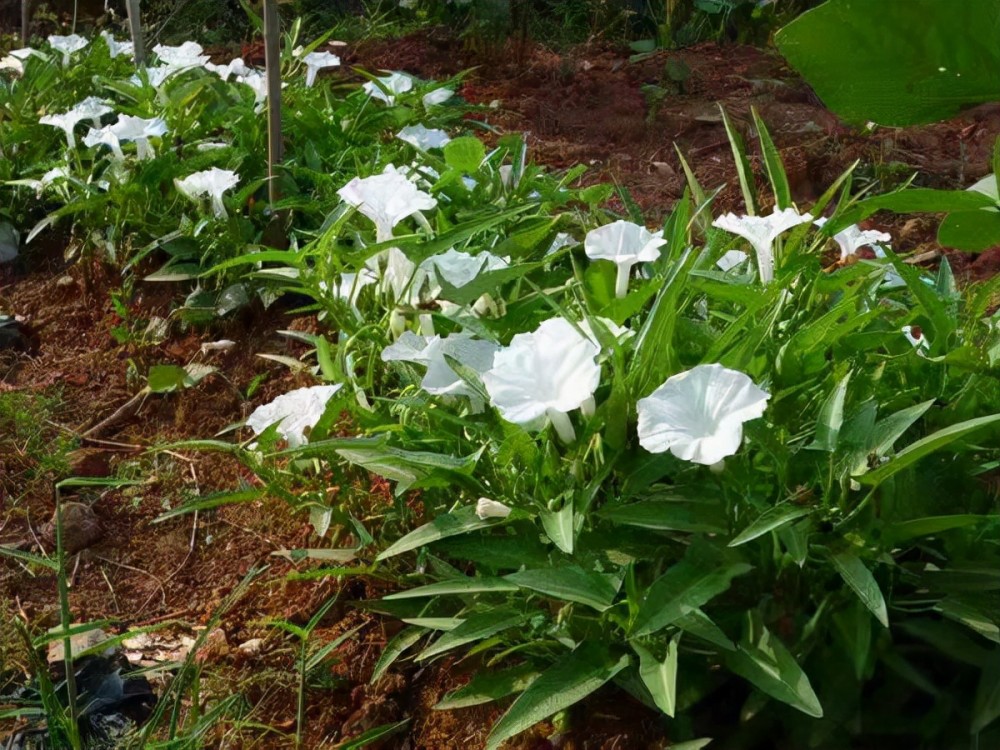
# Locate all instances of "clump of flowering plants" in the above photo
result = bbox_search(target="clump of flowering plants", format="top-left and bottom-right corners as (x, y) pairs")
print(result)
(179, 113), (1000, 749)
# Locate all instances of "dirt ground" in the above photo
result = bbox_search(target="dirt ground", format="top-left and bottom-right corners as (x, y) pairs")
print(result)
(3, 30), (1000, 749)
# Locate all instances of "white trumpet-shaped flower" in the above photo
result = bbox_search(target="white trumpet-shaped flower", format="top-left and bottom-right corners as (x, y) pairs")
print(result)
(246, 384), (343, 448)
(814, 217), (891, 260)
(205, 57), (251, 81)
(382, 331), (500, 403)
(363, 72), (414, 104)
(1, 48), (37, 75)
(175, 168), (240, 219)
(111, 115), (168, 160)
(396, 124), (451, 151)
(427, 248), (509, 289)
(337, 169), (437, 242)
(476, 498), (512, 520)
(301, 51), (340, 87)
(83, 125), (126, 160)
(422, 87), (454, 107)
(99, 31), (134, 59)
(637, 363), (770, 466)
(152, 41), (209, 70)
(712, 207), (814, 284)
(39, 97), (112, 149)
(47, 34), (88, 66)
(584, 220), (667, 298)
(483, 317), (601, 443)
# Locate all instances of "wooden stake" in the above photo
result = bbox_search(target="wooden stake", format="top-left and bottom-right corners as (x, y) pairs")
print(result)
(126, 0), (145, 67)
(21, 0), (31, 44)
(263, 0), (283, 207)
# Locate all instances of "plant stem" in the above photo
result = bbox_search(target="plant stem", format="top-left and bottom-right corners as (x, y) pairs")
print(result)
(54, 490), (83, 749)
(126, 0), (146, 67)
(546, 408), (576, 444)
(262, 0), (283, 207)
(615, 264), (631, 298)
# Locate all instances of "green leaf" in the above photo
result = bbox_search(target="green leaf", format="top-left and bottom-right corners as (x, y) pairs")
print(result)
(972, 651), (1000, 734)
(859, 412), (1000, 486)
(728, 505), (812, 547)
(147, 363), (216, 393)
(384, 577), (519, 599)
(598, 500), (726, 534)
(725, 626), (823, 718)
(377, 507), (506, 560)
(634, 634), (679, 717)
(831, 552), (889, 628)
(776, 0), (1000, 126)
(633, 544), (752, 636)
(675, 609), (736, 651)
(443, 136), (487, 173)
(539, 503), (574, 554)
(418, 610), (528, 661)
(832, 599), (872, 681)
(887, 514), (987, 543)
(751, 107), (791, 209)
(336, 446), (480, 495)
(485, 643), (630, 750)
(830, 188), (996, 232)
(505, 565), (619, 612)
(719, 105), (757, 214)
(938, 209), (1000, 252)
(435, 663), (540, 710)
(808, 371), (851, 451)
(336, 719), (410, 749)
(370, 627), (424, 684)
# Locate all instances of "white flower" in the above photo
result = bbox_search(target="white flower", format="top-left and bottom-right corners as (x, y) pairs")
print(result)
(716, 249), (749, 272)
(39, 97), (112, 149)
(584, 220), (667, 298)
(175, 168), (240, 219)
(363, 72), (414, 104)
(814, 217), (891, 260)
(302, 51), (340, 87)
(152, 41), (209, 70)
(545, 232), (577, 256)
(427, 248), (509, 289)
(135, 66), (174, 89)
(483, 317), (601, 443)
(902, 325), (930, 351)
(396, 124), (451, 151)
(110, 115), (168, 160)
(476, 498), (511, 520)
(422, 87), (454, 107)
(245, 384), (342, 448)
(100, 31), (134, 59)
(83, 125), (126, 161)
(712, 207), (814, 284)
(337, 169), (437, 242)
(382, 331), (500, 402)
(205, 57), (251, 81)
(637, 363), (770, 466)
(236, 71), (269, 110)
(47, 34), (88, 66)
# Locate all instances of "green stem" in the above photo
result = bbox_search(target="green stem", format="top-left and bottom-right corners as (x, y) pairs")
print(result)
(55, 491), (82, 749)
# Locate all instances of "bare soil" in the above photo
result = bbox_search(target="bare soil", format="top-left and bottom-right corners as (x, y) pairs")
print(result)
(3, 30), (999, 750)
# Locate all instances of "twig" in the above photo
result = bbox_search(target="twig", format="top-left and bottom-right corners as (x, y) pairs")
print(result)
(94, 554), (168, 610)
(81, 389), (148, 438)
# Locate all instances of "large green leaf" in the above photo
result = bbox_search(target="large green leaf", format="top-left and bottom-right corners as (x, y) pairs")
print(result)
(938, 209), (1000, 252)
(435, 663), (540, 710)
(729, 504), (812, 548)
(417, 610), (528, 661)
(859, 412), (1000, 486)
(377, 506), (507, 560)
(485, 643), (630, 750)
(726, 626), (824, 718)
(384, 577), (518, 599)
(598, 499), (727, 534)
(505, 565), (619, 612)
(776, 0), (1000, 126)
(634, 635), (680, 717)
(633, 544), (752, 637)
(831, 552), (889, 628)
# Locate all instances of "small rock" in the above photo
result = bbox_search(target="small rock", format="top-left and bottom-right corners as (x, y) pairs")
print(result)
(237, 638), (264, 655)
